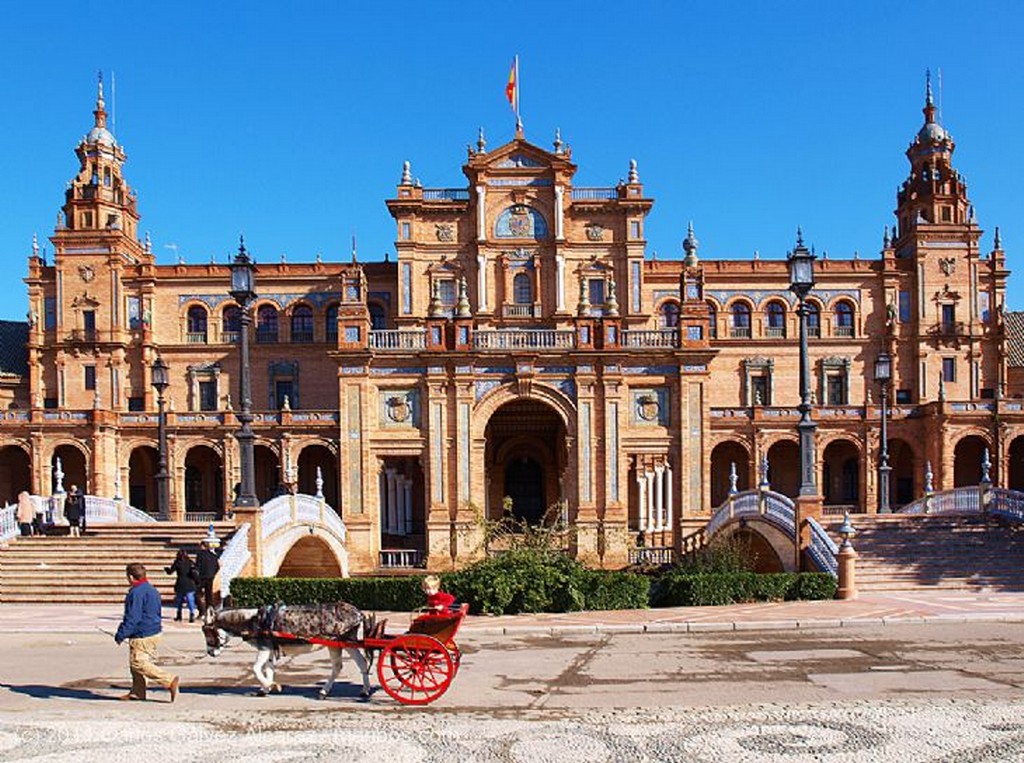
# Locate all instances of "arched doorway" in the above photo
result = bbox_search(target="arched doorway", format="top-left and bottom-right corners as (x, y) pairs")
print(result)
(254, 444), (281, 502)
(1008, 437), (1024, 492)
(889, 438), (916, 508)
(710, 441), (750, 509)
(0, 445), (31, 505)
(953, 435), (989, 487)
(184, 445), (223, 517)
(766, 440), (800, 499)
(822, 439), (860, 510)
(297, 444), (338, 509)
(484, 398), (567, 525)
(276, 536), (342, 577)
(128, 446), (159, 514)
(52, 445), (88, 494)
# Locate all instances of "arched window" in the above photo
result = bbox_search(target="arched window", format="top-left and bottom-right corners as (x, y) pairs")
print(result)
(290, 305), (313, 343)
(256, 305), (278, 344)
(186, 305), (207, 343)
(765, 301), (786, 337)
(325, 304), (339, 341)
(368, 302), (387, 330)
(707, 302), (718, 339)
(805, 302), (821, 338)
(659, 301), (680, 328)
(513, 273), (532, 305)
(731, 302), (751, 338)
(835, 301), (855, 337)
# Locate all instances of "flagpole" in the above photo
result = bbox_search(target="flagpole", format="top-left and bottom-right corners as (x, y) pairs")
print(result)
(515, 54), (522, 134)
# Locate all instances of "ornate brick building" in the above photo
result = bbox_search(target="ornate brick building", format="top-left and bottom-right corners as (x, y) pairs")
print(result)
(1, 76), (1021, 572)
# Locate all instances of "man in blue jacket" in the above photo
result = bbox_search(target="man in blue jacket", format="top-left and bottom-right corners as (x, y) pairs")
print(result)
(114, 563), (180, 702)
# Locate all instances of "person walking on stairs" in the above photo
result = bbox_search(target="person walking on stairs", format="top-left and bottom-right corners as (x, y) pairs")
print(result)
(164, 549), (198, 623)
(63, 485), (82, 538)
(16, 491), (34, 536)
(113, 563), (180, 702)
(195, 539), (221, 618)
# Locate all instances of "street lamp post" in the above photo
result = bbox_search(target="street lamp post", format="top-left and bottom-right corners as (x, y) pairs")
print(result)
(230, 236), (259, 509)
(151, 356), (171, 519)
(874, 351), (893, 514)
(788, 231), (818, 497)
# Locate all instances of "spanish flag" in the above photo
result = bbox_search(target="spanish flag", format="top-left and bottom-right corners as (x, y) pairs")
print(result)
(505, 56), (519, 113)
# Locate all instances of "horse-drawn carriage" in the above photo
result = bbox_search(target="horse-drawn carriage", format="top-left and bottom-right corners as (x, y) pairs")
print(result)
(203, 602), (468, 706)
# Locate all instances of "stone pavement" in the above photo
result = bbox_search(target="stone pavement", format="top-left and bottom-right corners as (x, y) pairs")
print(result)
(1, 589), (1022, 634)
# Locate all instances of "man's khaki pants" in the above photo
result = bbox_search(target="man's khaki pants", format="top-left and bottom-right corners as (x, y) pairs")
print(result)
(128, 635), (174, 699)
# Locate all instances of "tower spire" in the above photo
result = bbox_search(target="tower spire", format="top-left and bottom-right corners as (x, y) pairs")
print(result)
(94, 70), (108, 129)
(923, 68), (937, 125)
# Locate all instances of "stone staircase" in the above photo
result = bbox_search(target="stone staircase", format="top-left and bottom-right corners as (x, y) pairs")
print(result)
(827, 514), (1024, 591)
(0, 522), (236, 603)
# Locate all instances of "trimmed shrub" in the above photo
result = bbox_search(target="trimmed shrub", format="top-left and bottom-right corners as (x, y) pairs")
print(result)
(650, 570), (836, 608)
(230, 576), (425, 611)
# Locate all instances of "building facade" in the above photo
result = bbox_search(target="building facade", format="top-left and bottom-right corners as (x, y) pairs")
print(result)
(1, 77), (1022, 572)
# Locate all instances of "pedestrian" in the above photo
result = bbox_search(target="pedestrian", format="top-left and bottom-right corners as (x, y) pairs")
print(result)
(16, 491), (34, 536)
(164, 549), (197, 623)
(63, 485), (82, 538)
(194, 539), (220, 618)
(113, 562), (180, 702)
(421, 575), (455, 612)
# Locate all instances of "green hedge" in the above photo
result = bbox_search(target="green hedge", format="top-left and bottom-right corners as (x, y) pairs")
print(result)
(649, 570), (837, 608)
(230, 562), (834, 614)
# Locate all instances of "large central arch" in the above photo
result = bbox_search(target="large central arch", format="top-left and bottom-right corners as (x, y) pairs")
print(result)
(483, 397), (568, 524)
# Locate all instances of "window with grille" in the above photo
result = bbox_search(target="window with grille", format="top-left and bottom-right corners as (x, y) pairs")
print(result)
(513, 273), (532, 304)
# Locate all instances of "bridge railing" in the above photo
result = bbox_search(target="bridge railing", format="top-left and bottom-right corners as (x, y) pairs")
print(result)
(706, 488), (796, 540)
(260, 493), (347, 542)
(0, 504), (17, 542)
(85, 496), (158, 523)
(899, 486), (980, 515)
(219, 522), (251, 598)
(989, 488), (1024, 523)
(805, 517), (839, 577)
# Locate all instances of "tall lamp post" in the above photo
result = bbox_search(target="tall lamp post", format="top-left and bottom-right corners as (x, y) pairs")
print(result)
(874, 351), (892, 513)
(788, 232), (818, 497)
(151, 356), (171, 519)
(229, 237), (259, 509)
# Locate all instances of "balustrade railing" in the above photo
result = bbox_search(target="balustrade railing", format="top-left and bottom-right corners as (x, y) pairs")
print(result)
(571, 187), (618, 200)
(834, 325), (855, 337)
(369, 329), (426, 350)
(989, 488), (1024, 523)
(221, 330), (240, 344)
(85, 496), (159, 522)
(806, 517), (838, 577)
(185, 332), (208, 344)
(502, 304), (537, 319)
(730, 326), (751, 338)
(219, 522), (251, 597)
(185, 512), (218, 523)
(765, 327), (786, 338)
(379, 549), (425, 568)
(622, 329), (678, 348)
(0, 504), (17, 542)
(627, 546), (675, 566)
(422, 188), (470, 201)
(899, 486), (980, 515)
(473, 329), (575, 350)
(706, 488), (796, 539)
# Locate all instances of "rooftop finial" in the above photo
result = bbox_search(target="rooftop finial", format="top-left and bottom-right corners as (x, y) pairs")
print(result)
(553, 128), (563, 154)
(238, 233), (247, 257)
(925, 68), (933, 107)
(477, 127), (486, 153)
(400, 160), (412, 185)
(31, 233), (39, 259)
(995, 226), (1002, 250)
(93, 69), (108, 129)
(351, 233), (358, 263)
(883, 225), (891, 248)
(628, 159), (639, 184)
(683, 221), (699, 266)
(144, 231), (152, 254)
(796, 226), (804, 247)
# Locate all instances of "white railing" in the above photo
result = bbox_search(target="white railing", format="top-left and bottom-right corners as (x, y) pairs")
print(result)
(260, 494), (346, 542)
(989, 488), (1024, 523)
(85, 496), (158, 523)
(899, 486), (981, 515)
(185, 512), (218, 523)
(706, 488), (796, 539)
(422, 188), (470, 201)
(473, 329), (575, 351)
(628, 546), (675, 565)
(502, 304), (537, 318)
(622, 329), (678, 348)
(0, 504), (18, 542)
(218, 523), (251, 598)
(379, 549), (425, 568)
(806, 517), (839, 577)
(260, 498), (292, 539)
(369, 329), (426, 350)
(571, 187), (618, 200)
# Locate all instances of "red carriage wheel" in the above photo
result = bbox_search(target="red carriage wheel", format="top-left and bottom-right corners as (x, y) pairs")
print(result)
(377, 634), (455, 705)
(446, 640), (461, 675)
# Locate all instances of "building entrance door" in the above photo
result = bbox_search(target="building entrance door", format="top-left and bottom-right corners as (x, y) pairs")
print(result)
(504, 456), (545, 524)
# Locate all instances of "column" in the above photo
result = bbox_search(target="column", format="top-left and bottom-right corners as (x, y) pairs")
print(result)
(654, 464), (665, 530)
(665, 461), (674, 530)
(386, 468), (397, 534)
(402, 478), (413, 534)
(554, 185), (565, 240)
(476, 185), (486, 242)
(646, 470), (656, 530)
(476, 253), (488, 312)
(555, 253), (566, 312)
(637, 472), (647, 532)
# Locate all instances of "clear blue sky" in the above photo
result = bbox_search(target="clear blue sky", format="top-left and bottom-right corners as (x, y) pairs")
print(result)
(2, 1), (1022, 321)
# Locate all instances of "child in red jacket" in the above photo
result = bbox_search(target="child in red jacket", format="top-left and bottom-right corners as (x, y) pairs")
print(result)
(422, 575), (455, 611)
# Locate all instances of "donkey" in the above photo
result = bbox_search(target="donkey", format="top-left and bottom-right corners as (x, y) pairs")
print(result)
(202, 606), (372, 698)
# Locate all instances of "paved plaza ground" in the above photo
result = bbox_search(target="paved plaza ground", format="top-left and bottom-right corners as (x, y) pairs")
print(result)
(0, 592), (1023, 761)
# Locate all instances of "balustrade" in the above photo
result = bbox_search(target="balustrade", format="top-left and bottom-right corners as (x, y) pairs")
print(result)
(473, 329), (575, 350)
(622, 329), (678, 348)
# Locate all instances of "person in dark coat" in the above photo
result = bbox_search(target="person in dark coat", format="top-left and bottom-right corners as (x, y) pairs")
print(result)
(114, 562), (180, 702)
(194, 540), (221, 617)
(63, 485), (82, 538)
(164, 549), (197, 623)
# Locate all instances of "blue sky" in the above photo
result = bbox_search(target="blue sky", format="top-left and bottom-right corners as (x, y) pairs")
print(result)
(2, 1), (1023, 321)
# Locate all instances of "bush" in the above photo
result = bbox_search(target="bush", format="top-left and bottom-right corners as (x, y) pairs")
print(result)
(230, 576), (425, 611)
(650, 570), (836, 608)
